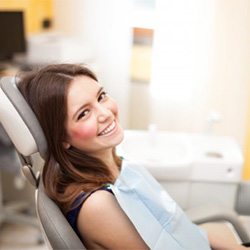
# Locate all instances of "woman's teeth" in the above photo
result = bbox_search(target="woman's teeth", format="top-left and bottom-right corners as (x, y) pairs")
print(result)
(99, 121), (116, 136)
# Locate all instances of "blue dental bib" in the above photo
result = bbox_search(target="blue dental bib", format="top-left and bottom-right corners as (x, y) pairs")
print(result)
(110, 159), (211, 249)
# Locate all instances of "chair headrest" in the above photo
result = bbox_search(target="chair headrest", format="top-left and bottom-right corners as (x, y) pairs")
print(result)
(0, 76), (47, 160)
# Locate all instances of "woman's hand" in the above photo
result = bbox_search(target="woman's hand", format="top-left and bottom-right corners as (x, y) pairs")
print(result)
(207, 231), (248, 250)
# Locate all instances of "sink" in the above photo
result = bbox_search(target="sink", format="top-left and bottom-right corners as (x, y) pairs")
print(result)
(188, 133), (244, 182)
(117, 130), (193, 180)
(117, 129), (244, 209)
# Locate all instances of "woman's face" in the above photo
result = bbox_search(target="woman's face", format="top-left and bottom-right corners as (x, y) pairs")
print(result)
(64, 76), (124, 157)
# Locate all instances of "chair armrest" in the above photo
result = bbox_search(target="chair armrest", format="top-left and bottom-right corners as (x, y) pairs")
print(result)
(185, 204), (250, 243)
(236, 181), (250, 216)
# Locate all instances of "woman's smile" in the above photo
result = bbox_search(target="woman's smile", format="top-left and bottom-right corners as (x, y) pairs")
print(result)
(98, 120), (117, 136)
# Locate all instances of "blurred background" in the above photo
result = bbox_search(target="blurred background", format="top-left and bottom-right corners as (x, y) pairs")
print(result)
(0, 0), (249, 248)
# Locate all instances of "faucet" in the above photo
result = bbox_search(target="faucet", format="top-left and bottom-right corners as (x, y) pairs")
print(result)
(148, 123), (158, 146)
(204, 110), (222, 134)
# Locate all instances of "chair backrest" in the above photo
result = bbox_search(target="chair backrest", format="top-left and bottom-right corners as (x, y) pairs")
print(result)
(0, 76), (85, 249)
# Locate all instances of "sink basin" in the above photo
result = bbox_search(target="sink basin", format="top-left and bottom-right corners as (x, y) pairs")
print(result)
(117, 129), (244, 209)
(117, 130), (193, 180)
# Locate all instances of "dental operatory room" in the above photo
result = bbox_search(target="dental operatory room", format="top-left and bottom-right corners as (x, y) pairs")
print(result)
(0, 0), (250, 249)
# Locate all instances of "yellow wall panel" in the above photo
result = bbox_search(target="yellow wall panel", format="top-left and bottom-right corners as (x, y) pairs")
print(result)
(0, 0), (53, 35)
(243, 106), (250, 180)
(130, 45), (152, 82)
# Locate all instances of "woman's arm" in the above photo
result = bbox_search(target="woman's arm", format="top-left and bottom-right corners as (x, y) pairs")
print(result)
(77, 190), (149, 249)
(206, 231), (247, 250)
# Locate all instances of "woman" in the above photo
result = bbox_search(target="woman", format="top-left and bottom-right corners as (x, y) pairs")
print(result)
(17, 64), (247, 249)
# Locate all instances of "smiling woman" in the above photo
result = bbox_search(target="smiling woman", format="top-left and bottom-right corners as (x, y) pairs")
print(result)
(17, 64), (123, 209)
(16, 64), (249, 250)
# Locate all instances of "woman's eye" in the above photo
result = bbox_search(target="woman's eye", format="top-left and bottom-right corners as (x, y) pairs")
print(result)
(98, 91), (107, 102)
(77, 110), (89, 120)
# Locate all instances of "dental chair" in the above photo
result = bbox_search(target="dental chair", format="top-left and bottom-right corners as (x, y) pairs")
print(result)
(0, 124), (40, 237)
(0, 76), (84, 249)
(0, 76), (249, 249)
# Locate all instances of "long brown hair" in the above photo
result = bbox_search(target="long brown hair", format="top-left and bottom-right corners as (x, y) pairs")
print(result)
(17, 64), (121, 214)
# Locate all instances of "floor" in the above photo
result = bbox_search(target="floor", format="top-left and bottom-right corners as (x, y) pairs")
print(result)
(0, 223), (48, 250)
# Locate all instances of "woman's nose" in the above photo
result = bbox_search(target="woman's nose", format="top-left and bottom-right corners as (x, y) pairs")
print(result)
(97, 105), (112, 123)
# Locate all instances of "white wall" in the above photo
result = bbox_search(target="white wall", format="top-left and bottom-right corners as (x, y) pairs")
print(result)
(131, 0), (250, 152)
(53, 0), (133, 128)
(52, 0), (250, 152)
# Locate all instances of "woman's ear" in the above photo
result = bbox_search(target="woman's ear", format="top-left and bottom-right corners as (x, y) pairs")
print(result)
(63, 142), (71, 149)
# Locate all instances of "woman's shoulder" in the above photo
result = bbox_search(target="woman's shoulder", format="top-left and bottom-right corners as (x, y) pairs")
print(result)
(76, 189), (118, 245)
(78, 188), (116, 215)
(76, 188), (149, 249)
(82, 186), (114, 211)
(66, 186), (113, 238)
